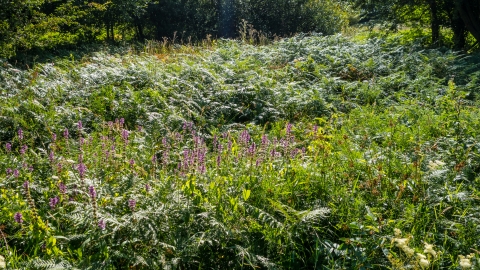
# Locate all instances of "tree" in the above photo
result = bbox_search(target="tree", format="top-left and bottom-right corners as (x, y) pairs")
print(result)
(352, 0), (480, 49)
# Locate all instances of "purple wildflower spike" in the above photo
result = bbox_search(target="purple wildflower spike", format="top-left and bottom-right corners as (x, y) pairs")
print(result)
(58, 182), (67, 194)
(88, 186), (96, 198)
(5, 143), (12, 152)
(286, 123), (292, 135)
(128, 199), (136, 211)
(14, 212), (23, 224)
(121, 129), (129, 142)
(98, 219), (106, 230)
(77, 121), (83, 131)
(13, 169), (19, 178)
(145, 184), (151, 192)
(49, 197), (60, 209)
(77, 163), (86, 178)
(49, 151), (55, 163)
(52, 133), (57, 141)
(63, 128), (69, 139)
(20, 145), (27, 155)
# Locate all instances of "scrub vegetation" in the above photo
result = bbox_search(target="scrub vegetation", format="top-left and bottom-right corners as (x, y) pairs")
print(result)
(1, 32), (480, 269)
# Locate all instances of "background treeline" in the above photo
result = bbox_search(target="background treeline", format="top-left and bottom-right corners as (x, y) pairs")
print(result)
(0, 0), (351, 59)
(1, 0), (479, 60)
(353, 0), (480, 50)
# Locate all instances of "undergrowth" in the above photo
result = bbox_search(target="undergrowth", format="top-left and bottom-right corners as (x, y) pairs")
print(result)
(0, 33), (480, 269)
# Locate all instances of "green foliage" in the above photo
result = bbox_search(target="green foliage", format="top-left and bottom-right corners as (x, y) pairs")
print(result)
(1, 33), (480, 268)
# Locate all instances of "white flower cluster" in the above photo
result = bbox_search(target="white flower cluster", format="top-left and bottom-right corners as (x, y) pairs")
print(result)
(427, 160), (445, 170)
(392, 228), (439, 269)
(0, 255), (5, 269)
(393, 228), (414, 257)
(458, 253), (475, 269)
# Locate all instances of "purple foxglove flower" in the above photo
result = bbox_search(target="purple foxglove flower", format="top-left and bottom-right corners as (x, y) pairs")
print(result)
(129, 159), (135, 167)
(63, 128), (69, 139)
(23, 180), (29, 189)
(108, 121), (114, 129)
(88, 185), (96, 198)
(313, 124), (318, 133)
(52, 133), (57, 141)
(137, 125), (142, 132)
(98, 219), (106, 230)
(6, 168), (13, 175)
(49, 196), (60, 209)
(5, 143), (12, 152)
(13, 170), (19, 178)
(119, 118), (125, 126)
(58, 182), (67, 194)
(145, 184), (151, 192)
(77, 120), (83, 131)
(128, 199), (136, 211)
(14, 212), (23, 224)
(151, 154), (157, 163)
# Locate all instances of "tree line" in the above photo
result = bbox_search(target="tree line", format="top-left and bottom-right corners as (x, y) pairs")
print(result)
(1, 0), (479, 59)
(352, 0), (480, 50)
(0, 0), (350, 58)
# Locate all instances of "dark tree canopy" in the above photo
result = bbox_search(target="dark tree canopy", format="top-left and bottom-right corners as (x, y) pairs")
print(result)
(0, 0), (351, 59)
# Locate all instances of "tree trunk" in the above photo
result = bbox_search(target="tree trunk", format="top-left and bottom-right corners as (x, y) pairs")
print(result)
(428, 0), (440, 45)
(456, 0), (480, 44)
(106, 22), (110, 41)
(452, 10), (466, 50)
